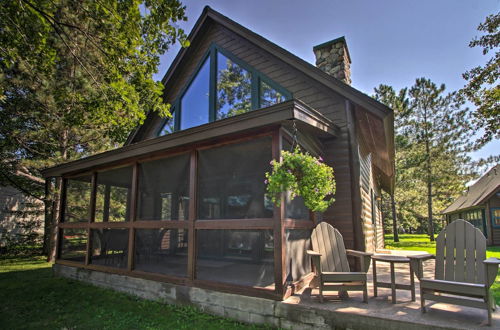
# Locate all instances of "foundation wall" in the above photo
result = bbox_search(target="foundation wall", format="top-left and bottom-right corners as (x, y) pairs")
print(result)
(54, 263), (447, 330)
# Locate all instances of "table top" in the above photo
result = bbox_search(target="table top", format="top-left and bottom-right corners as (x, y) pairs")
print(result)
(371, 255), (411, 263)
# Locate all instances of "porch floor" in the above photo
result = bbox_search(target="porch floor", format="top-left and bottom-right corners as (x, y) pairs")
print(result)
(286, 249), (500, 330)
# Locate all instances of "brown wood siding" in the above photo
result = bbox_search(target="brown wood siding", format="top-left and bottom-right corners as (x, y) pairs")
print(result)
(135, 20), (355, 248)
(357, 140), (384, 252)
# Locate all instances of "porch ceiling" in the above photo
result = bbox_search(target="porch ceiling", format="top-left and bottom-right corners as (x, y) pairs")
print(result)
(41, 99), (338, 178)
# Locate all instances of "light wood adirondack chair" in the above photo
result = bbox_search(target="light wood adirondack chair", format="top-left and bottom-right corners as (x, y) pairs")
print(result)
(307, 222), (372, 302)
(409, 219), (500, 325)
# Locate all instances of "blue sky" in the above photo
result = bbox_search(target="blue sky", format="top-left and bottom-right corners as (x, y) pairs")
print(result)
(154, 0), (499, 162)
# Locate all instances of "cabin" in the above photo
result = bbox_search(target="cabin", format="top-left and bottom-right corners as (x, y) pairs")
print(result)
(41, 7), (394, 301)
(443, 165), (500, 246)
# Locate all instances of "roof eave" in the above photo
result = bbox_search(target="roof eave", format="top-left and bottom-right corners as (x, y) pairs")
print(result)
(41, 99), (338, 178)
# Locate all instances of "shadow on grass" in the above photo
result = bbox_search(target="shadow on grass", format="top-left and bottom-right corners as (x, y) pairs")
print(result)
(0, 257), (271, 330)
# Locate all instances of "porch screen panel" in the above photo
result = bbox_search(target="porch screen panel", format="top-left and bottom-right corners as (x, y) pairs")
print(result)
(137, 154), (190, 221)
(90, 228), (129, 269)
(135, 229), (188, 277)
(196, 229), (274, 288)
(197, 137), (273, 220)
(64, 175), (92, 223)
(95, 166), (133, 222)
(285, 229), (312, 283)
(60, 228), (87, 262)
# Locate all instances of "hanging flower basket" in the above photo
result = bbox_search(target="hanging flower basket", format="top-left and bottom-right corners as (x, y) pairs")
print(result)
(265, 147), (336, 212)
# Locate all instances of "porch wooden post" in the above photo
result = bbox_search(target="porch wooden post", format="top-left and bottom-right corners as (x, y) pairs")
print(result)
(187, 150), (197, 281)
(127, 163), (139, 271)
(272, 129), (285, 297)
(86, 173), (97, 265)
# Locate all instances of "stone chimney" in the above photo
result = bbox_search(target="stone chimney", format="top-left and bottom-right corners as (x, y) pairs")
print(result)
(313, 36), (352, 85)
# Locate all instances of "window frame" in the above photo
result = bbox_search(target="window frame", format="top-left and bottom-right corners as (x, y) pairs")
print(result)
(491, 207), (500, 228)
(157, 43), (292, 136)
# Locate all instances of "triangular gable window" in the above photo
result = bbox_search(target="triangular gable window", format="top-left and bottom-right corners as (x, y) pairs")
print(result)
(158, 44), (291, 136)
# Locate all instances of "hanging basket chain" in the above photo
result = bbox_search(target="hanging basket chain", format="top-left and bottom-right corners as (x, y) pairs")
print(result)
(291, 120), (298, 151)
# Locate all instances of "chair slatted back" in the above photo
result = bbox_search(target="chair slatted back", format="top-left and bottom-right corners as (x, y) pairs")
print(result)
(435, 219), (486, 284)
(311, 222), (350, 272)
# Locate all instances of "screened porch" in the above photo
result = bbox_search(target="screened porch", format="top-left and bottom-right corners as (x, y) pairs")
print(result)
(45, 100), (338, 300)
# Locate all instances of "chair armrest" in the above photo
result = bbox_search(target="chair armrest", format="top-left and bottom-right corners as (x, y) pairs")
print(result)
(346, 249), (372, 273)
(307, 250), (322, 257)
(408, 253), (435, 261)
(346, 249), (373, 257)
(408, 254), (434, 280)
(483, 258), (500, 288)
(307, 250), (322, 274)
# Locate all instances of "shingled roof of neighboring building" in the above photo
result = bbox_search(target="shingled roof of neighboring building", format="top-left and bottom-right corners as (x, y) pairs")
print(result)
(443, 165), (500, 214)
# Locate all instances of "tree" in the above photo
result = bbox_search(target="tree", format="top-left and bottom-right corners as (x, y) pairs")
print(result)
(0, 0), (188, 257)
(407, 78), (474, 241)
(462, 12), (500, 146)
(375, 79), (475, 241)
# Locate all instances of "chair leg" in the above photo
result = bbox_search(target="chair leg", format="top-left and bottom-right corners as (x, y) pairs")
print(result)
(488, 304), (492, 326)
(319, 284), (324, 303)
(490, 291), (497, 311)
(363, 282), (368, 303)
(420, 288), (426, 313)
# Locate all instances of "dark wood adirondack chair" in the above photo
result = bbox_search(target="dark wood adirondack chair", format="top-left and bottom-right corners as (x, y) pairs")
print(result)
(307, 222), (372, 302)
(409, 219), (500, 325)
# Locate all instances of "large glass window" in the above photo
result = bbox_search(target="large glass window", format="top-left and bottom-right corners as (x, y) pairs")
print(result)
(196, 229), (274, 288)
(180, 58), (210, 130)
(135, 229), (188, 277)
(161, 46), (291, 135)
(260, 80), (286, 108)
(198, 137), (273, 219)
(216, 53), (252, 119)
(137, 154), (190, 221)
(95, 166), (133, 223)
(158, 111), (176, 136)
(64, 175), (92, 223)
(60, 228), (87, 262)
(90, 228), (129, 268)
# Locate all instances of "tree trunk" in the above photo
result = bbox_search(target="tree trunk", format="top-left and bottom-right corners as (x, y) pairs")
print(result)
(391, 194), (399, 242)
(425, 140), (435, 242)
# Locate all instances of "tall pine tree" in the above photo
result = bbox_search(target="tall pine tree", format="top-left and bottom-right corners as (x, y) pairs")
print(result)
(375, 79), (475, 241)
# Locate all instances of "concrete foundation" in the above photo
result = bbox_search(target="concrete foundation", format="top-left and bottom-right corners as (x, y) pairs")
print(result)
(53, 251), (500, 330)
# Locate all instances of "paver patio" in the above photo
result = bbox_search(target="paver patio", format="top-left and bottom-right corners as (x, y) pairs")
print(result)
(285, 249), (500, 329)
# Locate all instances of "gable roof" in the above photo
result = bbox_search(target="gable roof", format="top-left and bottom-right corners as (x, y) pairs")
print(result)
(443, 165), (500, 214)
(41, 100), (337, 177)
(126, 6), (393, 146)
(168, 6), (391, 115)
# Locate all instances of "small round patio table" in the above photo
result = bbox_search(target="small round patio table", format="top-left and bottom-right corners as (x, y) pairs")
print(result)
(371, 254), (415, 304)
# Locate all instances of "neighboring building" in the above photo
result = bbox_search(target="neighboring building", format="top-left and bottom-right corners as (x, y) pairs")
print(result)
(41, 7), (394, 301)
(443, 165), (500, 245)
(0, 185), (43, 248)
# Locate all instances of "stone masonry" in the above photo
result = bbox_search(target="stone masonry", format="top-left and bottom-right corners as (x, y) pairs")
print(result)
(313, 37), (352, 85)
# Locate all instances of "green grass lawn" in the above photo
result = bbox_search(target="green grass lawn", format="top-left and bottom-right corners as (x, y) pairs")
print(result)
(385, 234), (500, 305)
(0, 256), (272, 330)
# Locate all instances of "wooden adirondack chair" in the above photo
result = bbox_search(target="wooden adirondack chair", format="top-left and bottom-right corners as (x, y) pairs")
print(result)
(409, 219), (500, 325)
(307, 222), (372, 302)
